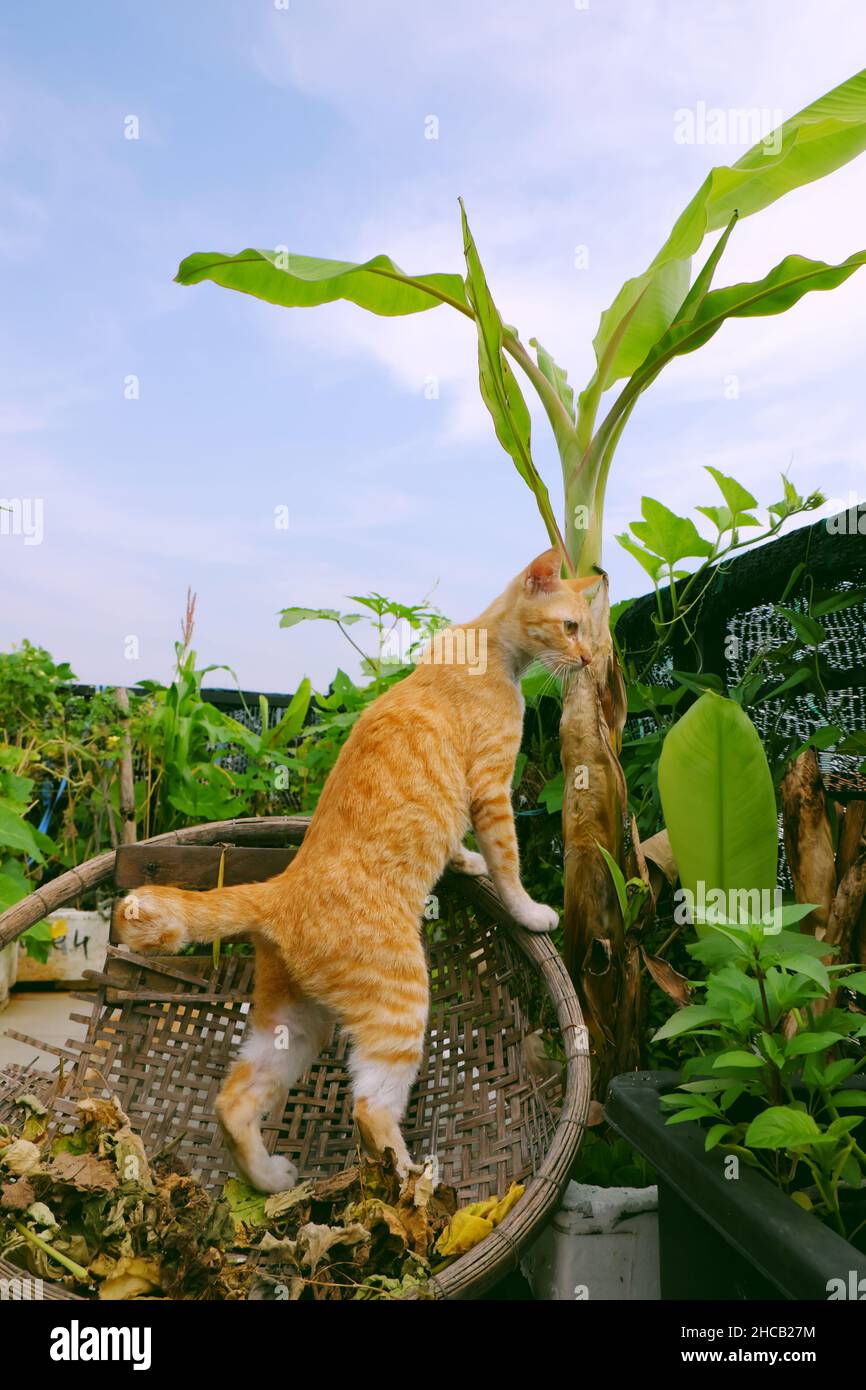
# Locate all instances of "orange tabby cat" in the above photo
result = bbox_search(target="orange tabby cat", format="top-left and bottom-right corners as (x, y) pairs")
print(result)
(116, 548), (595, 1192)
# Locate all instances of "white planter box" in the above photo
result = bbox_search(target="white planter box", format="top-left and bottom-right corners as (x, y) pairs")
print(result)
(0, 941), (19, 1011)
(521, 1180), (659, 1301)
(15, 909), (110, 985)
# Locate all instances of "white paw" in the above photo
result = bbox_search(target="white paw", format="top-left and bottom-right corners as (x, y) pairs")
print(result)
(511, 898), (559, 934)
(454, 850), (489, 877)
(247, 1153), (299, 1195)
(396, 1157), (424, 1184)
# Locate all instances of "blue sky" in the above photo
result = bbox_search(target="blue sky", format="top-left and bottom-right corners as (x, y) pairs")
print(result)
(2, 0), (865, 693)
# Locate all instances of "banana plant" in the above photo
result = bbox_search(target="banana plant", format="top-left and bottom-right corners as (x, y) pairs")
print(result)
(176, 68), (866, 1087)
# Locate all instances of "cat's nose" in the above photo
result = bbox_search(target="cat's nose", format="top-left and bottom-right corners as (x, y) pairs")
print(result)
(578, 646), (592, 666)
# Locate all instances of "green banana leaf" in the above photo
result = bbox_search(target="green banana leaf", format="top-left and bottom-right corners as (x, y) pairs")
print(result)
(595, 248), (866, 473)
(459, 203), (565, 554)
(529, 337), (576, 423)
(583, 67), (866, 408)
(658, 692), (778, 925)
(176, 249), (468, 317)
(640, 249), (866, 376)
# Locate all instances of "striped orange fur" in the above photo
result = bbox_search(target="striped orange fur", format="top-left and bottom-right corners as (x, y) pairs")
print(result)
(116, 548), (596, 1191)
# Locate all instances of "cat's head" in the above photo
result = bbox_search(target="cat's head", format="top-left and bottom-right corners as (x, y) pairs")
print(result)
(504, 547), (598, 673)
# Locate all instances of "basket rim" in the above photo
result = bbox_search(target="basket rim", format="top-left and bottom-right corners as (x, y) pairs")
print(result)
(0, 816), (590, 1301)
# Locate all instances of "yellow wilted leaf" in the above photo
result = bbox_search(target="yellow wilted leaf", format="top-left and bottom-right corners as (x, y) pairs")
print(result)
(435, 1210), (493, 1257)
(96, 1255), (163, 1300)
(489, 1181), (524, 1226)
(434, 1181), (525, 1259)
(465, 1197), (498, 1220)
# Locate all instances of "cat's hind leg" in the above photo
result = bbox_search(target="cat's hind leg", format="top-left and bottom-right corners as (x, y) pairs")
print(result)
(217, 940), (332, 1193)
(343, 945), (429, 1180)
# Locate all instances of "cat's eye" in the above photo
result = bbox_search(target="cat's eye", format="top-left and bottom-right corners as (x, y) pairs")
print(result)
(563, 619), (580, 637)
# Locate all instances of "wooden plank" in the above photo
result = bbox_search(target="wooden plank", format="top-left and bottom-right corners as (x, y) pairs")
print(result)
(0, 817), (310, 950)
(114, 844), (297, 890)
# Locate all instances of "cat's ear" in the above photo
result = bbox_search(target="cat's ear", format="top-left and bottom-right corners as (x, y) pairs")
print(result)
(567, 571), (606, 601)
(523, 547), (563, 595)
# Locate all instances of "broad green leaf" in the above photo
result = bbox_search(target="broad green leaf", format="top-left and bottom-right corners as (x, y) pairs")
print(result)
(785, 1031), (843, 1056)
(462, 219), (570, 550)
(760, 667), (812, 702)
(777, 606), (826, 646)
(696, 505), (760, 533)
(176, 249), (468, 317)
(665, 1107), (716, 1126)
(537, 771), (564, 815)
(812, 588), (866, 617)
(721, 1083), (747, 1110)
(705, 467), (757, 515)
(661, 1092), (717, 1110)
(672, 211), (739, 326)
(831, 1091), (866, 1109)
(530, 338), (575, 423)
(652, 1004), (726, 1042)
(629, 498), (714, 565)
(0, 803), (50, 863)
(765, 926), (835, 958)
(582, 68), (866, 397)
(705, 1124), (733, 1151)
(460, 203), (561, 549)
(745, 1106), (823, 1150)
(596, 841), (628, 923)
(780, 954), (830, 990)
(712, 1051), (766, 1070)
(0, 868), (29, 913)
(615, 532), (665, 582)
(278, 607), (361, 629)
(628, 250), (866, 397)
(841, 971), (866, 994)
(658, 693), (778, 925)
(270, 677), (312, 741)
(826, 1116), (863, 1139)
(671, 670), (725, 697)
(824, 1059), (861, 1086)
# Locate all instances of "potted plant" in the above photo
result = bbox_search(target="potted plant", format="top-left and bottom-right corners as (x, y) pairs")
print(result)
(607, 692), (866, 1299)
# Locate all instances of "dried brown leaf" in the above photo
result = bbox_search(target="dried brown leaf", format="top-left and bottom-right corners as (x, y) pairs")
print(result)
(641, 949), (692, 1006)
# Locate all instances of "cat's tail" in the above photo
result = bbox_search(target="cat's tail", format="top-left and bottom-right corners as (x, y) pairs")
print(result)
(113, 882), (271, 954)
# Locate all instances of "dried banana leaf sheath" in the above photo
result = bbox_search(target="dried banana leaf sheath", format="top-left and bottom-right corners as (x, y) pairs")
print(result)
(781, 749), (836, 936)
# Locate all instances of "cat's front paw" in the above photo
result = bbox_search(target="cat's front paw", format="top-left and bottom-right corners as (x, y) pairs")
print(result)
(510, 898), (559, 934)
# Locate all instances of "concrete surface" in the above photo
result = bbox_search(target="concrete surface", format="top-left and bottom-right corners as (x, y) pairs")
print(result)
(0, 990), (88, 1073)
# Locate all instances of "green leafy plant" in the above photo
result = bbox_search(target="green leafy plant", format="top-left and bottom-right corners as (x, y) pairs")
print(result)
(595, 840), (651, 932)
(280, 591), (447, 695)
(616, 470), (825, 683)
(649, 685), (866, 1243)
(654, 916), (866, 1243)
(0, 745), (56, 961)
(572, 1129), (654, 1190)
(135, 643), (312, 833)
(279, 591), (448, 810)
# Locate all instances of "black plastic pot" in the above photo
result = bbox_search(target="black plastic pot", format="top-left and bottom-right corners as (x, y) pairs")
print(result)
(606, 1071), (866, 1301)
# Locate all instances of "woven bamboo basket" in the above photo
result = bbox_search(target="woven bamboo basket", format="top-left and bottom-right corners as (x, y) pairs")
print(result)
(0, 817), (589, 1300)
